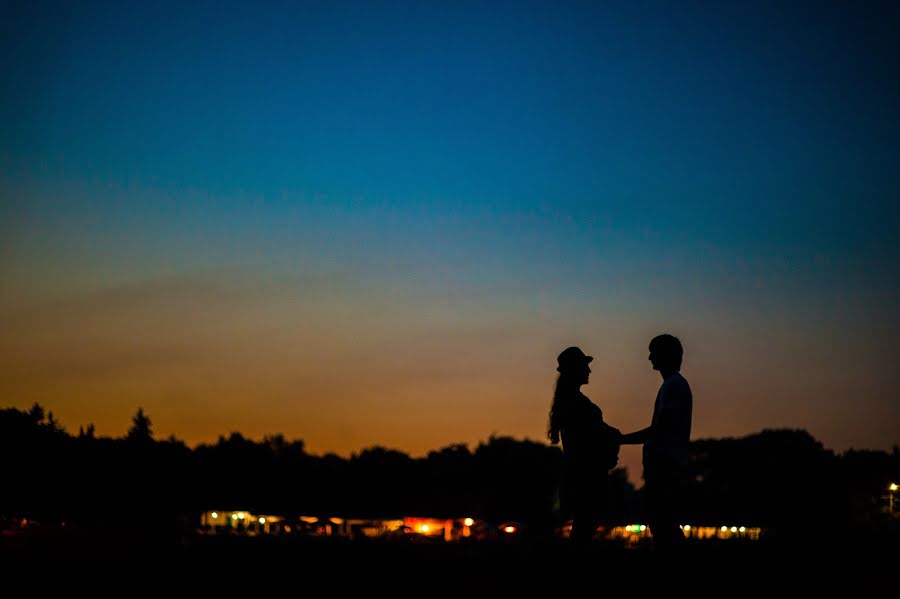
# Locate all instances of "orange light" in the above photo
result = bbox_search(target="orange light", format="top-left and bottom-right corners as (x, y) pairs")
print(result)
(464, 518), (474, 527)
(421, 524), (430, 533)
(504, 526), (516, 534)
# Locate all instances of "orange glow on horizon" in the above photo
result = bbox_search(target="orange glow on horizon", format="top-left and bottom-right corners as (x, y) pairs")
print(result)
(2, 269), (895, 493)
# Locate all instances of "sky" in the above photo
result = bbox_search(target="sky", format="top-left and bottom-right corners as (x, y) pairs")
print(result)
(1, 0), (898, 484)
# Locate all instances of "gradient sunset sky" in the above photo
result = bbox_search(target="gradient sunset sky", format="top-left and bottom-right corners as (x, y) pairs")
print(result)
(2, 1), (898, 482)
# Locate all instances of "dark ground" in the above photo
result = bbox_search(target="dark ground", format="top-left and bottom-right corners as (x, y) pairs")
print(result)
(2, 528), (896, 595)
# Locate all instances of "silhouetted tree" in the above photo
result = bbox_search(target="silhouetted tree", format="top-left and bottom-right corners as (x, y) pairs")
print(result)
(126, 408), (153, 443)
(46, 411), (63, 433)
(28, 402), (45, 424)
(1, 405), (896, 542)
(473, 435), (563, 533)
(682, 429), (839, 535)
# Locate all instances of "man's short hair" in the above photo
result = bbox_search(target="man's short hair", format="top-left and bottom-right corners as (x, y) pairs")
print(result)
(650, 334), (683, 366)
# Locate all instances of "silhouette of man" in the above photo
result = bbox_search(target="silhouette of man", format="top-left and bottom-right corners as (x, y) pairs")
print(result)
(621, 334), (692, 550)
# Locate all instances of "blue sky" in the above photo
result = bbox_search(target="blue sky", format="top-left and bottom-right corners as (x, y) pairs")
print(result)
(1, 1), (898, 480)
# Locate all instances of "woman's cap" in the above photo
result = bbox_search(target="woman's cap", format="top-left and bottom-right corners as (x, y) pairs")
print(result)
(557, 346), (593, 372)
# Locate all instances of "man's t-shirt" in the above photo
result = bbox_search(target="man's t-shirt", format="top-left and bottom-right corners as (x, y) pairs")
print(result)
(643, 372), (692, 475)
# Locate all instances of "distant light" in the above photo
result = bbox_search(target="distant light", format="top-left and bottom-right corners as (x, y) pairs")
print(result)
(730, 526), (737, 533)
(739, 526), (746, 533)
(683, 525), (691, 532)
(639, 525), (647, 532)
(625, 525), (633, 532)
(238, 512), (245, 520)
(721, 526), (728, 532)
(504, 526), (516, 534)
(211, 512), (218, 519)
(231, 514), (238, 520)
(464, 518), (474, 527)
(421, 524), (430, 533)
(891, 483), (898, 492)
(259, 517), (266, 524)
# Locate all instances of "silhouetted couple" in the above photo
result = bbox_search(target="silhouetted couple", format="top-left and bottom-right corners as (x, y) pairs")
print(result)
(548, 334), (692, 550)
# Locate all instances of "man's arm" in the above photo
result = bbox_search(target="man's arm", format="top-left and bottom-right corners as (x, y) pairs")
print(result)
(620, 426), (652, 445)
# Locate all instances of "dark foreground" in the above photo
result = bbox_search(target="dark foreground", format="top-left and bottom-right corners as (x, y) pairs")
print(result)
(2, 529), (896, 594)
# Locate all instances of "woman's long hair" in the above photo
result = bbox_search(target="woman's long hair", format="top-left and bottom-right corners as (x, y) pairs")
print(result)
(548, 372), (577, 444)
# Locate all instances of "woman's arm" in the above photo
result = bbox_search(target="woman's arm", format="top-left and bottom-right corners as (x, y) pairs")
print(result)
(619, 426), (652, 445)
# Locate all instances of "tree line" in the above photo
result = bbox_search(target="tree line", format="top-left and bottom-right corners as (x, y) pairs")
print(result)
(1, 404), (897, 539)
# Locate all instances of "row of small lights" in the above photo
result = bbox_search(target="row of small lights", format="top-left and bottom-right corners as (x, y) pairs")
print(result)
(210, 512), (267, 525)
(417, 519), (515, 534)
(208, 515), (757, 536)
(209, 513), (759, 534)
(624, 524), (747, 533)
(209, 515), (775, 535)
(208, 484), (899, 530)
(719, 526), (747, 533)
(210, 513), (496, 531)
(624, 525), (647, 532)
